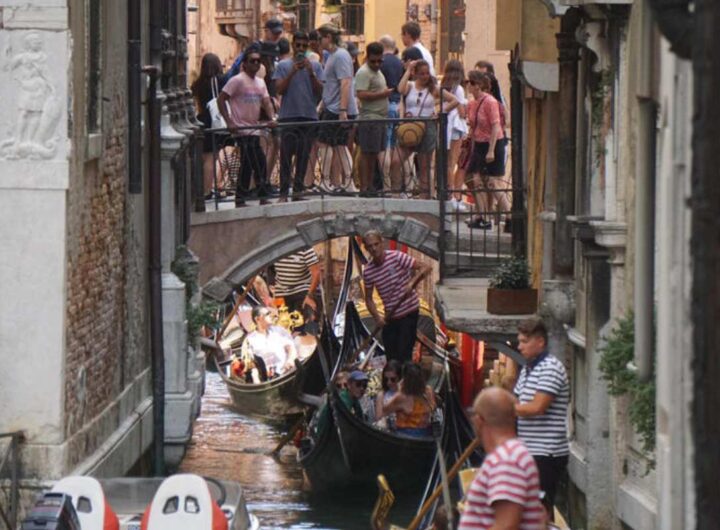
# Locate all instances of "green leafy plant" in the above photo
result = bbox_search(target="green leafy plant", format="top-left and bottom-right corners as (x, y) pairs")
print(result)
(490, 256), (531, 290)
(278, 0), (298, 7)
(598, 311), (656, 458)
(187, 300), (222, 344)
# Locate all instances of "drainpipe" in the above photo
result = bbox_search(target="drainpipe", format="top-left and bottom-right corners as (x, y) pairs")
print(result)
(128, 0), (142, 194)
(148, 0), (165, 477)
(648, 0), (692, 60)
(634, 1), (656, 383)
(430, 0), (439, 67)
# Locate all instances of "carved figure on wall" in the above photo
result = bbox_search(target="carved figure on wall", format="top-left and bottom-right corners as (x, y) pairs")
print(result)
(1, 32), (62, 160)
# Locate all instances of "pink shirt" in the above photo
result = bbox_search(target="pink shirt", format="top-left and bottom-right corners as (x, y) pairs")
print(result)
(467, 94), (501, 143)
(458, 438), (544, 530)
(362, 250), (419, 319)
(221, 71), (269, 136)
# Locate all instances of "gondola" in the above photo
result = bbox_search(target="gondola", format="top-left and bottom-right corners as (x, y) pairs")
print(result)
(298, 302), (446, 493)
(215, 327), (332, 420)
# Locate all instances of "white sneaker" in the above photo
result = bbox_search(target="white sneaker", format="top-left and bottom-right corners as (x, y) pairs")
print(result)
(457, 200), (470, 212)
(446, 198), (459, 211)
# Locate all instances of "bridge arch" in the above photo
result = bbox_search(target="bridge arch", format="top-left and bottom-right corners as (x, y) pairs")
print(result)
(189, 199), (441, 301)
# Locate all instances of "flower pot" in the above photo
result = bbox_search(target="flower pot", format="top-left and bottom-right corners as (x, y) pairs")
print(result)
(486, 288), (538, 315)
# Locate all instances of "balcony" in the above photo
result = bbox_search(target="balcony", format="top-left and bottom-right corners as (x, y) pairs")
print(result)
(215, 0), (256, 40)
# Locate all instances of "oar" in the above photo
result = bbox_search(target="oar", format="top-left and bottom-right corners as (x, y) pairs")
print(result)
(217, 275), (257, 340)
(267, 415), (305, 457)
(406, 437), (482, 530)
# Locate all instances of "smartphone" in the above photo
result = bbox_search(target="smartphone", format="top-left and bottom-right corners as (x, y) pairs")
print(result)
(295, 52), (305, 65)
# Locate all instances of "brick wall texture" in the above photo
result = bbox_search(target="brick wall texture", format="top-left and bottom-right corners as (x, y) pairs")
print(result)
(62, 0), (150, 468)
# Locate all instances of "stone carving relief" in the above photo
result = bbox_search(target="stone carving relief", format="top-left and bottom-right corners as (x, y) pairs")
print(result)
(0, 32), (62, 160)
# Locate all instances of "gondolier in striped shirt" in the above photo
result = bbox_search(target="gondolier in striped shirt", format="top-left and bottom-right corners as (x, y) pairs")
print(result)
(513, 317), (570, 518)
(362, 230), (432, 363)
(273, 247), (322, 333)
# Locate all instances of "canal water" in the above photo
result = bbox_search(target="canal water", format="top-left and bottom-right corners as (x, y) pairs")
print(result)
(179, 372), (424, 529)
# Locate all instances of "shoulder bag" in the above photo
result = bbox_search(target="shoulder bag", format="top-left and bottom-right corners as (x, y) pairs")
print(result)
(206, 76), (228, 129)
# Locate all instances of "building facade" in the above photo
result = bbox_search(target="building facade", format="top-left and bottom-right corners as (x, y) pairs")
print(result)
(0, 0), (202, 515)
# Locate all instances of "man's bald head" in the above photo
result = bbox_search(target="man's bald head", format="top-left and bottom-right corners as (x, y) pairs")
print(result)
(473, 387), (516, 429)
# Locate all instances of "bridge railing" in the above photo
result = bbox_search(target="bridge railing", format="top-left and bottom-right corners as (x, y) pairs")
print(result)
(191, 115), (526, 278)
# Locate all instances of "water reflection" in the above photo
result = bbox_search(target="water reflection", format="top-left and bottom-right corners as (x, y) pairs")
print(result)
(179, 372), (421, 529)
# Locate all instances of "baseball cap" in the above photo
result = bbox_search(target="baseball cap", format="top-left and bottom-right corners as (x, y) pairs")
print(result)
(265, 18), (283, 35)
(318, 23), (341, 36)
(346, 41), (360, 57)
(348, 370), (369, 382)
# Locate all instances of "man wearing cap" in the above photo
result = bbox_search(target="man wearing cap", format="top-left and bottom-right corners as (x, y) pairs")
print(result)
(225, 19), (284, 82)
(341, 370), (369, 419)
(317, 23), (357, 189)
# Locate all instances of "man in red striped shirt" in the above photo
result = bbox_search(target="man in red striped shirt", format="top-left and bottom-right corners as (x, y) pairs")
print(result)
(362, 230), (431, 363)
(459, 387), (545, 530)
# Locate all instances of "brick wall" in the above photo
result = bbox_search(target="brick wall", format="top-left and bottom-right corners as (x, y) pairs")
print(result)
(64, 92), (128, 445)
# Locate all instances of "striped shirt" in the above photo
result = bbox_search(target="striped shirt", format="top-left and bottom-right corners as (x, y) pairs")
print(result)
(514, 353), (570, 456)
(459, 438), (544, 530)
(274, 249), (320, 297)
(362, 250), (419, 319)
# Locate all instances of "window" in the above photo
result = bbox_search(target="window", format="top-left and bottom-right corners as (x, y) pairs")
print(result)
(87, 0), (102, 132)
(296, 0), (316, 32)
(342, 0), (364, 36)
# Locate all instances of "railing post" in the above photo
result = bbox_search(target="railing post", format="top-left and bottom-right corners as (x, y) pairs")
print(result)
(436, 108), (448, 283)
(193, 131), (205, 212)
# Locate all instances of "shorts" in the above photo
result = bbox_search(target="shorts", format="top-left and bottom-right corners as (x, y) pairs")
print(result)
(450, 129), (464, 141)
(357, 122), (387, 154)
(386, 101), (400, 148)
(465, 139), (506, 176)
(414, 120), (437, 154)
(318, 109), (356, 146)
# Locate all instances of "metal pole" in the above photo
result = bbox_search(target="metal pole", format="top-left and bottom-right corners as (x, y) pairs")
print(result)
(144, 64), (166, 476)
(437, 105), (448, 282)
(508, 51), (526, 257)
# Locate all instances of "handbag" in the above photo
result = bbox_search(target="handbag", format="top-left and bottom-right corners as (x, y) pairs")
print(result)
(397, 89), (431, 148)
(459, 98), (484, 170)
(206, 77), (228, 129)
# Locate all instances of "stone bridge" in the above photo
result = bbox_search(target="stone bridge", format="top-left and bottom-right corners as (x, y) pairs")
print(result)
(189, 198), (442, 301)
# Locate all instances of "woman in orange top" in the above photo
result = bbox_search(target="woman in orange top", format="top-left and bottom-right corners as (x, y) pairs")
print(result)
(379, 362), (434, 437)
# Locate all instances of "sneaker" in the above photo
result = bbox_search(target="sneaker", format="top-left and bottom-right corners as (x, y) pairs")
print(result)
(466, 217), (492, 230)
(457, 200), (470, 212)
(446, 198), (459, 211)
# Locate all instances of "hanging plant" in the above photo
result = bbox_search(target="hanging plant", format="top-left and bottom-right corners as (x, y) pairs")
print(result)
(598, 311), (657, 460)
(277, 0), (298, 8)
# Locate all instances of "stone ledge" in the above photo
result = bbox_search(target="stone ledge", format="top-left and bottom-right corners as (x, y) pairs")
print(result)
(617, 481), (658, 530)
(434, 278), (535, 341)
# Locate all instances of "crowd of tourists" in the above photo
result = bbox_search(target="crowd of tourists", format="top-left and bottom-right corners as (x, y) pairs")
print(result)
(191, 19), (512, 229)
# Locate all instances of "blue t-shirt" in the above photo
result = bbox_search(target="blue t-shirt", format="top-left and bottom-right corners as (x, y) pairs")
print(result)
(272, 58), (325, 120)
(380, 53), (404, 104)
(322, 47), (358, 115)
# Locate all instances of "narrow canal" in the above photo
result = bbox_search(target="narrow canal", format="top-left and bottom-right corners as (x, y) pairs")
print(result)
(179, 371), (422, 529)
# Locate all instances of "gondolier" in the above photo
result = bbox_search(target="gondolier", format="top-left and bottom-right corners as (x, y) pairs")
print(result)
(362, 230), (432, 363)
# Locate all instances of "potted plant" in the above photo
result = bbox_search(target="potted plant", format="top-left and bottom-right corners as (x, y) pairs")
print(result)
(322, 0), (343, 14)
(486, 256), (538, 315)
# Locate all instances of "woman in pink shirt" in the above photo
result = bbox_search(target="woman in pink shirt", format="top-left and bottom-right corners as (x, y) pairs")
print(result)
(462, 71), (510, 229)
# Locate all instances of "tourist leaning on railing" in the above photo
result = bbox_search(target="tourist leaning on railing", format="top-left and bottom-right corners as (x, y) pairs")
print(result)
(217, 44), (277, 207)
(397, 59), (458, 199)
(273, 31), (325, 202)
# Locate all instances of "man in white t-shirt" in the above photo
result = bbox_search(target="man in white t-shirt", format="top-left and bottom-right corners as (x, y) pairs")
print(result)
(243, 306), (297, 379)
(400, 21), (435, 76)
(459, 387), (545, 530)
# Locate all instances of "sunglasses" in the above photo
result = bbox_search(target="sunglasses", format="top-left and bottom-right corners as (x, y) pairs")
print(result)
(352, 380), (368, 388)
(247, 58), (261, 65)
(384, 376), (398, 383)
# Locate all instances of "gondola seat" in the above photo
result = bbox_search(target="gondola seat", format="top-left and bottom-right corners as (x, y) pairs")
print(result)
(140, 474), (228, 530)
(51, 476), (120, 530)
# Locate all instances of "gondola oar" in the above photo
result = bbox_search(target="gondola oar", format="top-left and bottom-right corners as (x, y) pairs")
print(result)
(405, 437), (482, 530)
(267, 415), (305, 457)
(216, 275), (257, 340)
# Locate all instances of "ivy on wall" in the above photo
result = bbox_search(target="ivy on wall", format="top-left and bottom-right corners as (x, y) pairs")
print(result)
(598, 311), (657, 458)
